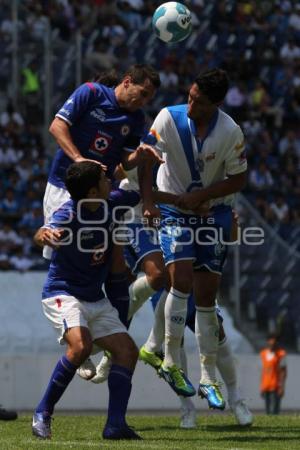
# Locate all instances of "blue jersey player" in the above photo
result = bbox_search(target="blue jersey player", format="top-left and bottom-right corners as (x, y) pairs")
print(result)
(32, 161), (142, 440)
(42, 65), (162, 375)
(44, 64), (162, 248)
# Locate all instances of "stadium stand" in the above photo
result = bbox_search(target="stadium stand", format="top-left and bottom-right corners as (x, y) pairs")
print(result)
(0, 0), (299, 348)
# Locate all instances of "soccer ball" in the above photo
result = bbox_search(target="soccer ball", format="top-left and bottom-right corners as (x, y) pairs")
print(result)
(152, 2), (192, 43)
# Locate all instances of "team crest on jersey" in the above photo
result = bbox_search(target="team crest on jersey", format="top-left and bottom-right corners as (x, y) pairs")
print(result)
(91, 244), (106, 265)
(205, 152), (216, 162)
(214, 242), (225, 257)
(121, 124), (130, 136)
(90, 132), (112, 154)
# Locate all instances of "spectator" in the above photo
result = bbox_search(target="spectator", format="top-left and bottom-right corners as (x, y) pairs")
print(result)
(249, 162), (274, 191)
(0, 189), (21, 218)
(279, 130), (300, 158)
(260, 334), (287, 415)
(0, 102), (24, 131)
(9, 248), (35, 272)
(225, 82), (247, 120)
(159, 63), (179, 92)
(269, 194), (289, 223)
(280, 38), (300, 61)
(18, 205), (43, 230)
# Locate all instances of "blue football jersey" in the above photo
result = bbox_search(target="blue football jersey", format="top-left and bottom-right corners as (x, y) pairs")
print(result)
(42, 189), (140, 302)
(48, 82), (146, 188)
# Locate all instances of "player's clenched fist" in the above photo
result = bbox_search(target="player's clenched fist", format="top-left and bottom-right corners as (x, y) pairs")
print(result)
(34, 228), (66, 249)
(136, 144), (164, 165)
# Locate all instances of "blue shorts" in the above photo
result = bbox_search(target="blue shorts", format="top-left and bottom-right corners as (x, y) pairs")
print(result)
(124, 223), (161, 274)
(159, 205), (232, 274)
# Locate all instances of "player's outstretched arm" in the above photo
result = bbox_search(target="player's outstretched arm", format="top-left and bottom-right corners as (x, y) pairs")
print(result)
(122, 143), (164, 171)
(177, 172), (247, 211)
(154, 190), (210, 215)
(138, 158), (160, 223)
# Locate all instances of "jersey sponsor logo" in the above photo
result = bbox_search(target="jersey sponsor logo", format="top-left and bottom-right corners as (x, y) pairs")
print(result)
(58, 108), (71, 116)
(66, 98), (74, 105)
(80, 231), (94, 240)
(90, 132), (112, 154)
(90, 108), (106, 122)
(235, 140), (245, 151)
(121, 124), (130, 136)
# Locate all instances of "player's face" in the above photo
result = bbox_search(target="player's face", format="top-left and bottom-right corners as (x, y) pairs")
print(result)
(267, 337), (277, 350)
(187, 83), (216, 121)
(122, 77), (156, 111)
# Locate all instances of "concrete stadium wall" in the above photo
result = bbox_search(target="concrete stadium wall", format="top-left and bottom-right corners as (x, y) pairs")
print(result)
(0, 272), (299, 412)
(1, 353), (300, 412)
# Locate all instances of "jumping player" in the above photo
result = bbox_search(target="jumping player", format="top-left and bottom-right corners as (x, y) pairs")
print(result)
(140, 68), (247, 409)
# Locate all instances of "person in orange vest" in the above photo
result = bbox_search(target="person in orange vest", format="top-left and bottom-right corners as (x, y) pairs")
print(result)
(260, 334), (287, 414)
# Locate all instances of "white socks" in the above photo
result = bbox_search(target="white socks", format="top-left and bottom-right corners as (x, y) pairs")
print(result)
(217, 338), (240, 404)
(164, 287), (188, 368)
(144, 289), (168, 353)
(195, 306), (219, 384)
(128, 275), (156, 320)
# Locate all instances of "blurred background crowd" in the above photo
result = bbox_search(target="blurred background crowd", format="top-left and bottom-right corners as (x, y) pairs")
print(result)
(0, 0), (300, 270)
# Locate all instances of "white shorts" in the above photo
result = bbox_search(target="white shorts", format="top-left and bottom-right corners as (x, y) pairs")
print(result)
(43, 182), (70, 259)
(42, 295), (127, 345)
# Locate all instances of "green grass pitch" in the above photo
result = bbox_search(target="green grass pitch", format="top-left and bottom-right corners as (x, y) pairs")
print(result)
(1, 414), (300, 450)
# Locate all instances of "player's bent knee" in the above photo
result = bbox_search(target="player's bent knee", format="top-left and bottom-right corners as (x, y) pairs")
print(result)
(68, 340), (93, 364)
(147, 270), (166, 291)
(111, 335), (138, 368)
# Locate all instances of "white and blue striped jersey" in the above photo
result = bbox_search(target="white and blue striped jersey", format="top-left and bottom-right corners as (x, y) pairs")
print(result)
(150, 104), (247, 209)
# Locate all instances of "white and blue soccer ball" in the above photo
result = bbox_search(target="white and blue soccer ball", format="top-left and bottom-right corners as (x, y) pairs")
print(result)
(152, 2), (192, 43)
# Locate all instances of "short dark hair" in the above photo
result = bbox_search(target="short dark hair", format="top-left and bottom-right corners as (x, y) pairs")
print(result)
(123, 64), (161, 89)
(65, 161), (103, 201)
(194, 68), (229, 103)
(93, 69), (120, 87)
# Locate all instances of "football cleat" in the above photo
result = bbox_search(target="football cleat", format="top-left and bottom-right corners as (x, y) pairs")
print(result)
(180, 407), (197, 429)
(102, 424), (142, 440)
(230, 399), (253, 426)
(32, 412), (52, 439)
(158, 364), (196, 397)
(91, 352), (112, 384)
(198, 383), (225, 410)
(77, 357), (96, 380)
(139, 346), (163, 371)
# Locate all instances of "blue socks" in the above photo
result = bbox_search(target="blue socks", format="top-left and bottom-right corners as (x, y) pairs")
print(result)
(106, 364), (133, 428)
(105, 273), (130, 328)
(36, 355), (77, 415)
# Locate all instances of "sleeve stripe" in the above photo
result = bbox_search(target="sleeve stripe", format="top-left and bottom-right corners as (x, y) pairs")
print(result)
(55, 114), (72, 126)
(85, 82), (97, 93)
